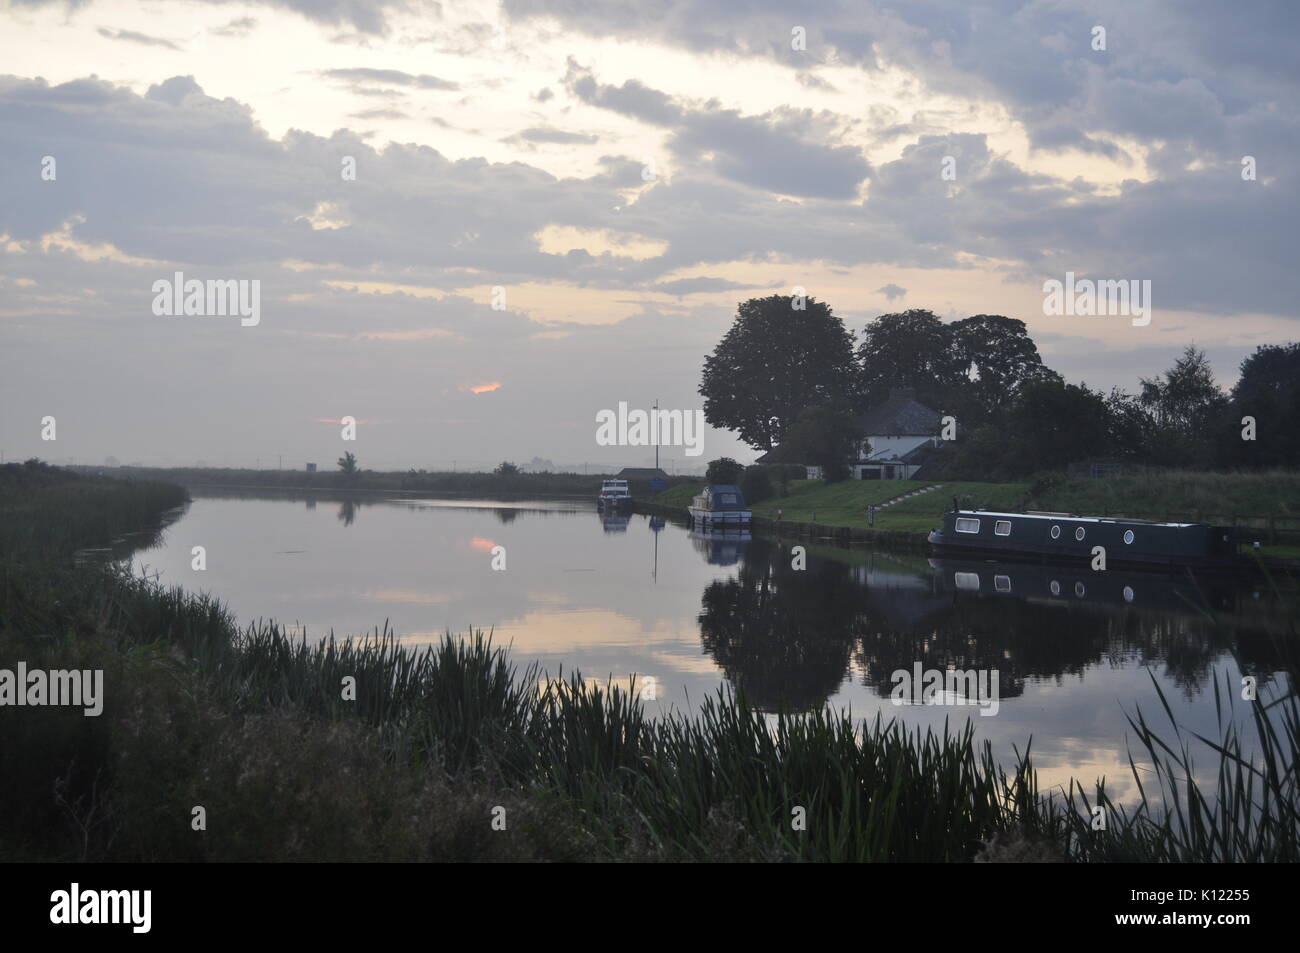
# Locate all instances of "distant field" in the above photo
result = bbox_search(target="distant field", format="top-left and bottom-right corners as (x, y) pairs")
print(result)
(651, 471), (1300, 541)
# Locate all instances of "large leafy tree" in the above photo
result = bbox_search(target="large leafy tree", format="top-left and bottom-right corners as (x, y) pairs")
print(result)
(951, 314), (1059, 418)
(856, 309), (965, 411)
(700, 295), (857, 451)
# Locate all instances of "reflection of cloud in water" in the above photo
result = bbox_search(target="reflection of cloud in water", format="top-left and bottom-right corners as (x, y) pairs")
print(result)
(360, 588), (453, 606)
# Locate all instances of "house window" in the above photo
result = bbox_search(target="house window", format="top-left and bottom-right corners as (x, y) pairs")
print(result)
(954, 518), (981, 534)
(1050, 525), (1061, 540)
(994, 520), (1012, 536)
(1075, 526), (1086, 541)
(1123, 529), (1135, 545)
(994, 575), (1011, 592)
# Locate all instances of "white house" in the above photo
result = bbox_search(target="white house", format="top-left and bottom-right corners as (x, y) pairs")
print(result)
(756, 388), (943, 480)
(850, 388), (943, 480)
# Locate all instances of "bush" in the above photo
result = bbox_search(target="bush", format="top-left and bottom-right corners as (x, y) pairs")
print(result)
(705, 457), (744, 485)
(740, 465), (773, 504)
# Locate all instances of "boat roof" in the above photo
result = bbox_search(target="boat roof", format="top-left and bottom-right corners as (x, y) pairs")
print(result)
(956, 510), (1201, 528)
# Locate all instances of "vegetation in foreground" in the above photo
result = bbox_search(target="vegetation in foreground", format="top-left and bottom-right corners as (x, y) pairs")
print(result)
(3, 462), (1297, 862)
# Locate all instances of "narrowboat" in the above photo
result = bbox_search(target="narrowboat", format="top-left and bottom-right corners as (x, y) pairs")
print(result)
(927, 505), (1241, 569)
(687, 484), (752, 526)
(596, 478), (633, 512)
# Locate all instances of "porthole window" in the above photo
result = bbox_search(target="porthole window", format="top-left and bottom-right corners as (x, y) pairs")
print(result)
(994, 575), (1011, 593)
(1075, 526), (1086, 541)
(1123, 529), (1135, 545)
(1122, 586), (1135, 603)
(1050, 525), (1061, 540)
(1074, 581), (1086, 597)
(994, 520), (1012, 536)
(1050, 580), (1061, 596)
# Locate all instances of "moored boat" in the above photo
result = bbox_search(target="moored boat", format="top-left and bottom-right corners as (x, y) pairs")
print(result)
(596, 478), (633, 511)
(687, 484), (752, 526)
(927, 504), (1242, 569)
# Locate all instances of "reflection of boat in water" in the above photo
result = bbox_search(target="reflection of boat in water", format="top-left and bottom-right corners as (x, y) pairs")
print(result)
(597, 478), (633, 512)
(927, 504), (1242, 569)
(689, 525), (752, 566)
(687, 484), (751, 526)
(928, 556), (1243, 614)
(599, 509), (631, 533)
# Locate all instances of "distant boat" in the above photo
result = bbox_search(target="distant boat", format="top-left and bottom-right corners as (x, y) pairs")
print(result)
(597, 478), (633, 512)
(687, 484), (752, 526)
(927, 504), (1242, 569)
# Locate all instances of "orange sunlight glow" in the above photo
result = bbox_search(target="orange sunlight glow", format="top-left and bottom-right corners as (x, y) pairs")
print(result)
(467, 382), (502, 394)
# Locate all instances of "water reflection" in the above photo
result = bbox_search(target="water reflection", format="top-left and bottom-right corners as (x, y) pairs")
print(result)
(696, 534), (1296, 712)
(129, 489), (1296, 797)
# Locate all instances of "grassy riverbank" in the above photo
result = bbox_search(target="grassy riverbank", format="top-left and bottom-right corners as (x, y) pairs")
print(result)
(72, 464), (693, 499)
(3, 462), (1297, 861)
(654, 471), (1300, 551)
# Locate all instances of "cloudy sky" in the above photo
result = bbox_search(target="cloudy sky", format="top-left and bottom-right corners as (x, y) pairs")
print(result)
(1, 0), (1297, 471)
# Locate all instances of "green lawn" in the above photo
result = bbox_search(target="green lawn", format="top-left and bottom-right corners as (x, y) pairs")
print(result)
(651, 471), (1300, 540)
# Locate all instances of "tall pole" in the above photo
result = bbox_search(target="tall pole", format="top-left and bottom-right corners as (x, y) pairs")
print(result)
(654, 397), (659, 472)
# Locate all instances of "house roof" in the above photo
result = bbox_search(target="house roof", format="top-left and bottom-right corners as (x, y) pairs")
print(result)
(753, 445), (805, 465)
(615, 467), (668, 479)
(854, 389), (941, 436)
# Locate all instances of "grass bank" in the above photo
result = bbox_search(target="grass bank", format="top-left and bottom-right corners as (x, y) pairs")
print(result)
(654, 471), (1300, 550)
(4, 462), (1297, 861)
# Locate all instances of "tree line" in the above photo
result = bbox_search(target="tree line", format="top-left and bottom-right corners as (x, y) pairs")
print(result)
(699, 295), (1300, 480)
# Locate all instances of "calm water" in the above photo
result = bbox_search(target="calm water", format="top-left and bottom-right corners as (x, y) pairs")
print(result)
(132, 488), (1297, 802)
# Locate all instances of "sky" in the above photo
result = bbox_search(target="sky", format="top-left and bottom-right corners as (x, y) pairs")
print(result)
(1, 0), (1297, 472)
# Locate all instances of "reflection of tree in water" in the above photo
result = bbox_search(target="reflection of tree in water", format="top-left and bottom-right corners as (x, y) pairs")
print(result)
(854, 568), (1293, 703)
(337, 499), (358, 526)
(695, 538), (1297, 710)
(495, 508), (520, 524)
(697, 538), (863, 711)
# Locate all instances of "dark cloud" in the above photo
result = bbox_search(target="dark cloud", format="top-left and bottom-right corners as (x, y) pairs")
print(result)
(321, 67), (459, 90)
(504, 126), (599, 145)
(96, 27), (182, 51)
(565, 62), (871, 199)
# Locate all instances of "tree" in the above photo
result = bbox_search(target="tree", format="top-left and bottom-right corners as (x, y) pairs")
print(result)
(780, 402), (865, 482)
(700, 295), (858, 451)
(337, 451), (358, 480)
(857, 309), (965, 411)
(951, 314), (1059, 419)
(1001, 379), (1110, 475)
(1139, 345), (1226, 465)
(494, 461), (521, 476)
(1220, 342), (1300, 467)
(706, 457), (745, 485)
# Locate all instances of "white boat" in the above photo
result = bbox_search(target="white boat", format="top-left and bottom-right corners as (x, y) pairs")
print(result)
(687, 484), (751, 525)
(596, 478), (633, 511)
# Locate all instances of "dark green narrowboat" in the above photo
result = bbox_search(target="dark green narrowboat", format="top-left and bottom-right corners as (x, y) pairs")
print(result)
(927, 506), (1242, 569)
